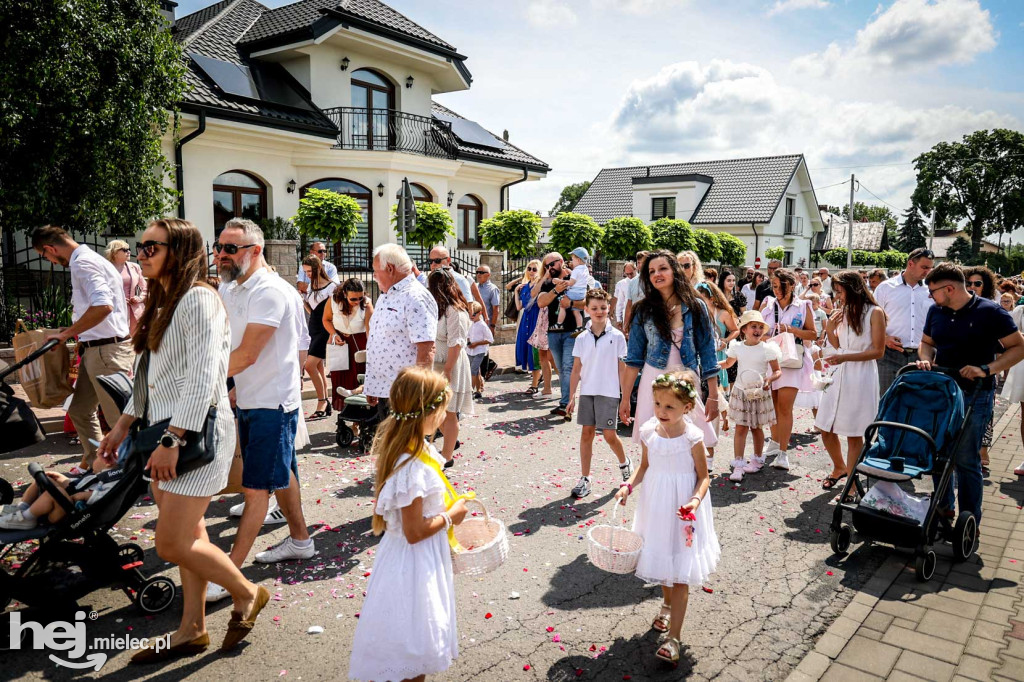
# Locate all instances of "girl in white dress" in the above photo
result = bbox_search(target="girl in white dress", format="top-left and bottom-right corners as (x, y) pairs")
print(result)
(1000, 305), (1024, 476)
(814, 271), (886, 494)
(349, 367), (470, 681)
(615, 370), (720, 665)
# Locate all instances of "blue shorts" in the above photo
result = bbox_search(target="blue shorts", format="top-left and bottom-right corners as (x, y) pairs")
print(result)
(238, 407), (299, 492)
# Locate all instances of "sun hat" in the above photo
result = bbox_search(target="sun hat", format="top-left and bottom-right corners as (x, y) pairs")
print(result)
(570, 247), (590, 261)
(738, 310), (767, 330)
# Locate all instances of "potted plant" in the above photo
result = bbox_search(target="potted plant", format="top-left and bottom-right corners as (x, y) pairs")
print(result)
(764, 246), (785, 261)
(293, 188), (362, 245)
(715, 232), (747, 267)
(692, 229), (722, 263)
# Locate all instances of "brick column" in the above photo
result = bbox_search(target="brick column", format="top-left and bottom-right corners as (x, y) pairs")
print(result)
(608, 260), (626, 291)
(265, 240), (299, 287)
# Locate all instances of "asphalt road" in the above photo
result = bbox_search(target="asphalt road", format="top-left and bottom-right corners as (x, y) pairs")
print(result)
(2, 373), (913, 681)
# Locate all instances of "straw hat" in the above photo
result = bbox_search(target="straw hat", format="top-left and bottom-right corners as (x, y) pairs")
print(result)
(738, 310), (767, 330)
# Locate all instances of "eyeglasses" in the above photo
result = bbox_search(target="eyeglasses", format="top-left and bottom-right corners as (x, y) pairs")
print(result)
(475, 270), (489, 275)
(681, 263), (692, 270)
(214, 242), (257, 255)
(526, 267), (538, 272)
(136, 240), (169, 258)
(118, 248), (131, 254)
(967, 280), (984, 288)
(428, 258), (445, 264)
(928, 285), (950, 298)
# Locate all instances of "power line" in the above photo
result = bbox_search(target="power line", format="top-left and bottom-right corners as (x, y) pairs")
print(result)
(857, 183), (903, 213)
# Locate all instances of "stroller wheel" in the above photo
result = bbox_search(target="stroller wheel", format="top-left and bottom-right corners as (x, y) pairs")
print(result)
(336, 425), (355, 448)
(953, 512), (978, 562)
(118, 543), (145, 566)
(914, 550), (937, 582)
(0, 478), (13, 506)
(135, 576), (176, 614)
(829, 524), (852, 555)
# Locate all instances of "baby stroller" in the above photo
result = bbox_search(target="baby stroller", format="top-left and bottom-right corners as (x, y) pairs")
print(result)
(335, 351), (380, 451)
(829, 366), (979, 582)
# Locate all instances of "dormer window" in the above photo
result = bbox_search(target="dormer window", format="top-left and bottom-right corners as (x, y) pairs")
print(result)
(652, 197), (676, 221)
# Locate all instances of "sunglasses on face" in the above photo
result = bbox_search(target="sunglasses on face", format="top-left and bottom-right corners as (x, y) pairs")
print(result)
(347, 296), (363, 302)
(214, 242), (257, 255)
(811, 283), (821, 287)
(315, 249), (328, 255)
(526, 267), (538, 272)
(118, 248), (131, 254)
(428, 258), (446, 265)
(967, 280), (984, 288)
(136, 240), (169, 258)
(476, 270), (488, 275)
(681, 263), (692, 269)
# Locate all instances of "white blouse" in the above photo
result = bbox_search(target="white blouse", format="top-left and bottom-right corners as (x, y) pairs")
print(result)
(329, 300), (367, 334)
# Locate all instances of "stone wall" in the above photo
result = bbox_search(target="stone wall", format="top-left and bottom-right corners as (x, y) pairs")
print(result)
(266, 240), (299, 287)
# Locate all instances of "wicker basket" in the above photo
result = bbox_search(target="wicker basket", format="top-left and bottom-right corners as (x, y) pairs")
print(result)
(738, 369), (769, 401)
(810, 357), (835, 391)
(587, 503), (644, 574)
(451, 499), (509, 576)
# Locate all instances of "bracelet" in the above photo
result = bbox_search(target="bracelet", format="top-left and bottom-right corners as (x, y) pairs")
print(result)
(689, 495), (702, 507)
(440, 512), (452, 530)
(620, 483), (633, 494)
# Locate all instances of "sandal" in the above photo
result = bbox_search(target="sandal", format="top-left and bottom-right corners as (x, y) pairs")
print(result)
(310, 400), (329, 420)
(822, 473), (847, 490)
(526, 386), (539, 395)
(655, 636), (681, 663)
(651, 604), (671, 632)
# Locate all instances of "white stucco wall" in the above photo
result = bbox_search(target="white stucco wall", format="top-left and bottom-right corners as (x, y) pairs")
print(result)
(630, 178), (711, 222)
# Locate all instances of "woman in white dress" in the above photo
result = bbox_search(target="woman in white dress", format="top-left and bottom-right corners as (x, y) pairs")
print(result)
(1001, 304), (1024, 476)
(814, 271), (886, 493)
(427, 269), (474, 466)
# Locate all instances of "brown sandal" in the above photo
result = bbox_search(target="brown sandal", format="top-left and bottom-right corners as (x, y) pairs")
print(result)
(221, 586), (270, 651)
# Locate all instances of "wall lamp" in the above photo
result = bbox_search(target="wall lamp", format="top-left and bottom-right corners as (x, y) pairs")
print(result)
(377, 183), (385, 197)
(340, 57), (350, 71)
(287, 179), (296, 194)
(406, 75), (414, 89)
(447, 190), (455, 207)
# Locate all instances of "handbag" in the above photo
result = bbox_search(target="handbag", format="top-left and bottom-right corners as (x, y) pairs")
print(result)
(770, 301), (804, 369)
(327, 342), (350, 372)
(504, 293), (520, 324)
(129, 351), (217, 476)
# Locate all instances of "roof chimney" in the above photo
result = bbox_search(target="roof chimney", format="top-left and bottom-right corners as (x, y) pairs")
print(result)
(502, 129), (509, 141)
(158, 0), (177, 26)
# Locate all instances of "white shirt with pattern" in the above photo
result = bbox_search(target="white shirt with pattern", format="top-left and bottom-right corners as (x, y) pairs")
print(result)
(364, 274), (438, 398)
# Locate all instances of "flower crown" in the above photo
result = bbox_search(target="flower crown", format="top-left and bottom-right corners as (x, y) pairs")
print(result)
(652, 373), (697, 398)
(388, 388), (448, 421)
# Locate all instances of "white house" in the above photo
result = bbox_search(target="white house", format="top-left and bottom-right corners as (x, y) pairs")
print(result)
(162, 0), (549, 263)
(573, 154), (823, 267)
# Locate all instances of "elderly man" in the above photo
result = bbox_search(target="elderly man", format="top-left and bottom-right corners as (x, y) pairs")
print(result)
(754, 259), (782, 311)
(611, 261), (636, 328)
(816, 267), (833, 297)
(537, 252), (586, 418)
(874, 247), (935, 395)
(297, 241), (338, 294)
(417, 246), (482, 307)
(475, 264), (501, 330)
(366, 244), (438, 418)
(34, 225), (134, 473)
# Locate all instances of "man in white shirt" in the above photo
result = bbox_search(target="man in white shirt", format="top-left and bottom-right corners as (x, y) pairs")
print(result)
(296, 242), (338, 293)
(611, 261), (636, 328)
(417, 245), (482, 307)
(216, 218), (315, 573)
(34, 226), (134, 471)
(622, 251), (649, 337)
(873, 247), (935, 394)
(816, 267), (833, 297)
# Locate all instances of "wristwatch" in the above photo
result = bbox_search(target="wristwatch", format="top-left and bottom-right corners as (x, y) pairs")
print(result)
(160, 430), (187, 449)
(980, 364), (991, 377)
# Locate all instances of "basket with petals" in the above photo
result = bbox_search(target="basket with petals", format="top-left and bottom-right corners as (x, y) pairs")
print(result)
(587, 503), (644, 574)
(451, 499), (509, 576)
(810, 357), (835, 391)
(738, 369), (769, 401)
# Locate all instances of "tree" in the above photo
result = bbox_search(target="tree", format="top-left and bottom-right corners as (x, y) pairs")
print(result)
(692, 229), (721, 263)
(765, 246), (785, 261)
(479, 209), (542, 257)
(600, 217), (652, 260)
(548, 212), (603, 261)
(913, 129), (1024, 257)
(825, 202), (898, 234)
(896, 205), (929, 252)
(0, 0), (186, 234)
(294, 188), (362, 244)
(650, 218), (694, 254)
(716, 233), (747, 266)
(823, 248), (849, 267)
(945, 236), (972, 264)
(550, 181), (592, 216)
(390, 201), (455, 249)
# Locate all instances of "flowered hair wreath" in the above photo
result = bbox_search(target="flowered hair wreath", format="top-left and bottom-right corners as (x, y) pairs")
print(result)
(652, 372), (698, 401)
(388, 387), (448, 421)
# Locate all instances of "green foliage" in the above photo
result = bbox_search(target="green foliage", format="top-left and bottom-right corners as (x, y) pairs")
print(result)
(294, 188), (362, 244)
(852, 250), (876, 266)
(764, 246), (785, 261)
(548, 212), (603, 260)
(390, 201), (455, 250)
(823, 248), (849, 267)
(650, 218), (694, 254)
(599, 217), (652, 260)
(259, 217), (299, 241)
(550, 181), (592, 216)
(984, 244), (1024, 276)
(692, 229), (722, 263)
(945, 236), (973, 264)
(715, 233), (747, 267)
(478, 210), (542, 257)
(875, 250), (909, 270)
(896, 205), (929, 251)
(0, 0), (186, 234)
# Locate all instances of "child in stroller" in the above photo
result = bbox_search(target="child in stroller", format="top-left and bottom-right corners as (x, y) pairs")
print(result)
(0, 457), (121, 530)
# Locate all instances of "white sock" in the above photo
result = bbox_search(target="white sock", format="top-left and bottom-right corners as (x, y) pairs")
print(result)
(291, 537), (312, 548)
(21, 509), (37, 521)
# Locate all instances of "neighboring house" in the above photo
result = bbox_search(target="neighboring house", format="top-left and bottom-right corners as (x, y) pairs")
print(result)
(573, 154), (823, 267)
(813, 211), (890, 254)
(930, 229), (1000, 260)
(162, 0), (549, 262)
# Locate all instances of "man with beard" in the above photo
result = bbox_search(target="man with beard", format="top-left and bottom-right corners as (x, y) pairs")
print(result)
(537, 252), (586, 418)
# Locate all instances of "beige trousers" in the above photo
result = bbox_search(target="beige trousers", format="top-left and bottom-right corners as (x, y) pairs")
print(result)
(67, 340), (135, 464)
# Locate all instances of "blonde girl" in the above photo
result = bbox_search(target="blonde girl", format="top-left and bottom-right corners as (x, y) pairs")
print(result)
(615, 370), (720, 664)
(348, 367), (470, 682)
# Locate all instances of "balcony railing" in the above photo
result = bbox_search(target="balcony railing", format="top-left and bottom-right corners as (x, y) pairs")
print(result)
(784, 215), (803, 236)
(322, 106), (459, 160)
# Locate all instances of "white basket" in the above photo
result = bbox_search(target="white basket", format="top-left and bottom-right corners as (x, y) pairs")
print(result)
(451, 499), (509, 576)
(810, 357), (834, 391)
(587, 503), (644, 574)
(738, 369), (769, 401)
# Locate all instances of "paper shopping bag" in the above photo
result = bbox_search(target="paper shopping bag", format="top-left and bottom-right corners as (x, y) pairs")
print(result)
(327, 342), (350, 372)
(217, 422), (245, 495)
(12, 325), (74, 408)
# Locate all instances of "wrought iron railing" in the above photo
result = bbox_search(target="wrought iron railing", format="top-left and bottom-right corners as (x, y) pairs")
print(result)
(784, 215), (803, 236)
(322, 107), (460, 160)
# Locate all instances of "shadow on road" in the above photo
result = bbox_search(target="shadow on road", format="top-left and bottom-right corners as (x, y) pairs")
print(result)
(546, 630), (697, 681)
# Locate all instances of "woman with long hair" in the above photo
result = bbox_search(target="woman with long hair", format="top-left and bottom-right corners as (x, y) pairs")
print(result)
(427, 268), (474, 465)
(717, 270), (744, 317)
(676, 250), (705, 285)
(301, 255), (338, 419)
(509, 259), (546, 393)
(697, 281), (739, 436)
(619, 250), (721, 457)
(105, 239), (147, 335)
(814, 271), (885, 492)
(99, 219), (267, 662)
(324, 277), (374, 408)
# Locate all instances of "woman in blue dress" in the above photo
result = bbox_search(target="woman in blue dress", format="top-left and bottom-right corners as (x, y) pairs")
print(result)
(510, 259), (543, 392)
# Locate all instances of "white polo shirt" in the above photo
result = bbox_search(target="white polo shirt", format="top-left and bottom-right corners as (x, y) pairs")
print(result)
(613, 277), (632, 322)
(69, 245), (129, 342)
(364, 274), (438, 399)
(221, 267), (301, 411)
(873, 273), (933, 350)
(572, 323), (627, 399)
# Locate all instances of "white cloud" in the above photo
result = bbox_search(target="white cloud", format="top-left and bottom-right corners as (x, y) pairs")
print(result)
(793, 0), (996, 76)
(592, 0), (690, 15)
(767, 0), (830, 17)
(525, 0), (577, 27)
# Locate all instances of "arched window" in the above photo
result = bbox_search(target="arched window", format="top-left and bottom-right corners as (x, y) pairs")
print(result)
(301, 179), (372, 267)
(457, 195), (483, 248)
(213, 171), (266, 235)
(350, 68), (395, 151)
(411, 183), (433, 202)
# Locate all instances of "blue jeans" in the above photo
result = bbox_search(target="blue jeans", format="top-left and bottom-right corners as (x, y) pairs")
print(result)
(548, 331), (577, 408)
(937, 388), (992, 524)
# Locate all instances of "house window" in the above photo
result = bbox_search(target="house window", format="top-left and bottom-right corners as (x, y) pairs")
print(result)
(213, 171), (266, 235)
(457, 195), (483, 248)
(411, 183), (433, 202)
(783, 250), (794, 267)
(301, 179), (372, 266)
(652, 197), (676, 220)
(350, 68), (394, 151)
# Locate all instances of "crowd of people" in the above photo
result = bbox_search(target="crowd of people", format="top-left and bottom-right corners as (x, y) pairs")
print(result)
(5, 220), (1024, 677)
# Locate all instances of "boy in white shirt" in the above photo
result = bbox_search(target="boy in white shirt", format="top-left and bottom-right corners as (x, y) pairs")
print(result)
(566, 289), (632, 498)
(467, 302), (494, 399)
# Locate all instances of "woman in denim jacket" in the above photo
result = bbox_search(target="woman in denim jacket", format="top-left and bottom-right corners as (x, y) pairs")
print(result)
(619, 251), (722, 454)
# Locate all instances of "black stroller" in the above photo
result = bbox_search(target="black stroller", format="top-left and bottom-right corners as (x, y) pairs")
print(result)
(334, 357), (380, 451)
(829, 366), (979, 582)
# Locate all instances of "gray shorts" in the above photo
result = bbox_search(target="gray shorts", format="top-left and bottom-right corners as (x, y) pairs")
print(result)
(469, 353), (486, 376)
(577, 395), (619, 429)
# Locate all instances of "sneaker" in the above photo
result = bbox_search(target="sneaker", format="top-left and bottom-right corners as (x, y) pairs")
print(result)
(729, 468), (744, 482)
(0, 511), (36, 530)
(254, 537), (316, 564)
(772, 452), (791, 470)
(205, 583), (230, 603)
(473, 392), (483, 400)
(1015, 462), (1024, 476)
(743, 458), (764, 473)
(264, 508), (288, 525)
(229, 497), (279, 518)
(570, 476), (591, 499)
(551, 406), (567, 417)
(619, 459), (634, 482)
(68, 466), (88, 476)
(763, 439), (781, 455)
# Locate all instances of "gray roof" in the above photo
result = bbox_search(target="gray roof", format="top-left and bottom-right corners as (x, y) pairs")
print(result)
(574, 154), (806, 225)
(431, 102), (548, 172)
(814, 212), (889, 251)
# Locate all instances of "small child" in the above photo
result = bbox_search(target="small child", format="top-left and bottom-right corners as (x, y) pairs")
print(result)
(557, 246), (591, 330)
(466, 301), (494, 399)
(566, 289), (632, 498)
(806, 293), (828, 342)
(0, 457), (121, 529)
(615, 370), (719, 664)
(348, 366), (469, 681)
(718, 311), (782, 482)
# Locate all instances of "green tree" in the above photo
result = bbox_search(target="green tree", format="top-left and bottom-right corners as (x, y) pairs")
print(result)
(0, 0), (186, 234)
(825, 202), (898, 234)
(692, 229), (721, 263)
(294, 188), (362, 244)
(716, 233), (747, 266)
(896, 205), (929, 251)
(650, 218), (694, 254)
(764, 246), (785, 261)
(548, 212), (603, 260)
(391, 201), (455, 249)
(600, 217), (652, 260)
(550, 181), (592, 216)
(823, 248), (849, 267)
(479, 209), (542, 258)
(913, 128), (1024, 257)
(945, 236), (972, 264)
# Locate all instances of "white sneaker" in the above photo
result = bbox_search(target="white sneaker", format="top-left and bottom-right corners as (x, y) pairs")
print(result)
(254, 538), (316, 564)
(763, 439), (781, 455)
(229, 497), (279, 518)
(0, 511), (36, 530)
(772, 452), (791, 470)
(743, 458), (764, 473)
(729, 459), (745, 470)
(706, 457), (714, 474)
(263, 508), (288, 525)
(205, 583), (230, 603)
(728, 468), (744, 482)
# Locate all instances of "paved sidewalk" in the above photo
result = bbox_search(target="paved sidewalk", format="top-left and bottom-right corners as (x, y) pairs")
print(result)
(788, 403), (1024, 682)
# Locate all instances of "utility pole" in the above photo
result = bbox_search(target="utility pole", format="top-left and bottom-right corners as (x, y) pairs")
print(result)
(846, 173), (855, 269)
(928, 209), (936, 251)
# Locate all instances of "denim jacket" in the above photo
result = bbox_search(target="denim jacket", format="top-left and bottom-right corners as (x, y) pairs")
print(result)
(625, 299), (720, 381)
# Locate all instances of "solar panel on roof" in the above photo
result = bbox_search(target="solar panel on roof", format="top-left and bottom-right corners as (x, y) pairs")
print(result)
(189, 53), (314, 112)
(433, 112), (505, 150)
(190, 53), (259, 99)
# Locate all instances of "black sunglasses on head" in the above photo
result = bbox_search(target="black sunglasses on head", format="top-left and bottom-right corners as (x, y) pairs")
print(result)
(136, 240), (169, 257)
(214, 242), (257, 255)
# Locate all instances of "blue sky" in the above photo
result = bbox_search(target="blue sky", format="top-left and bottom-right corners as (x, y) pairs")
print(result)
(176, 0), (1024, 237)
